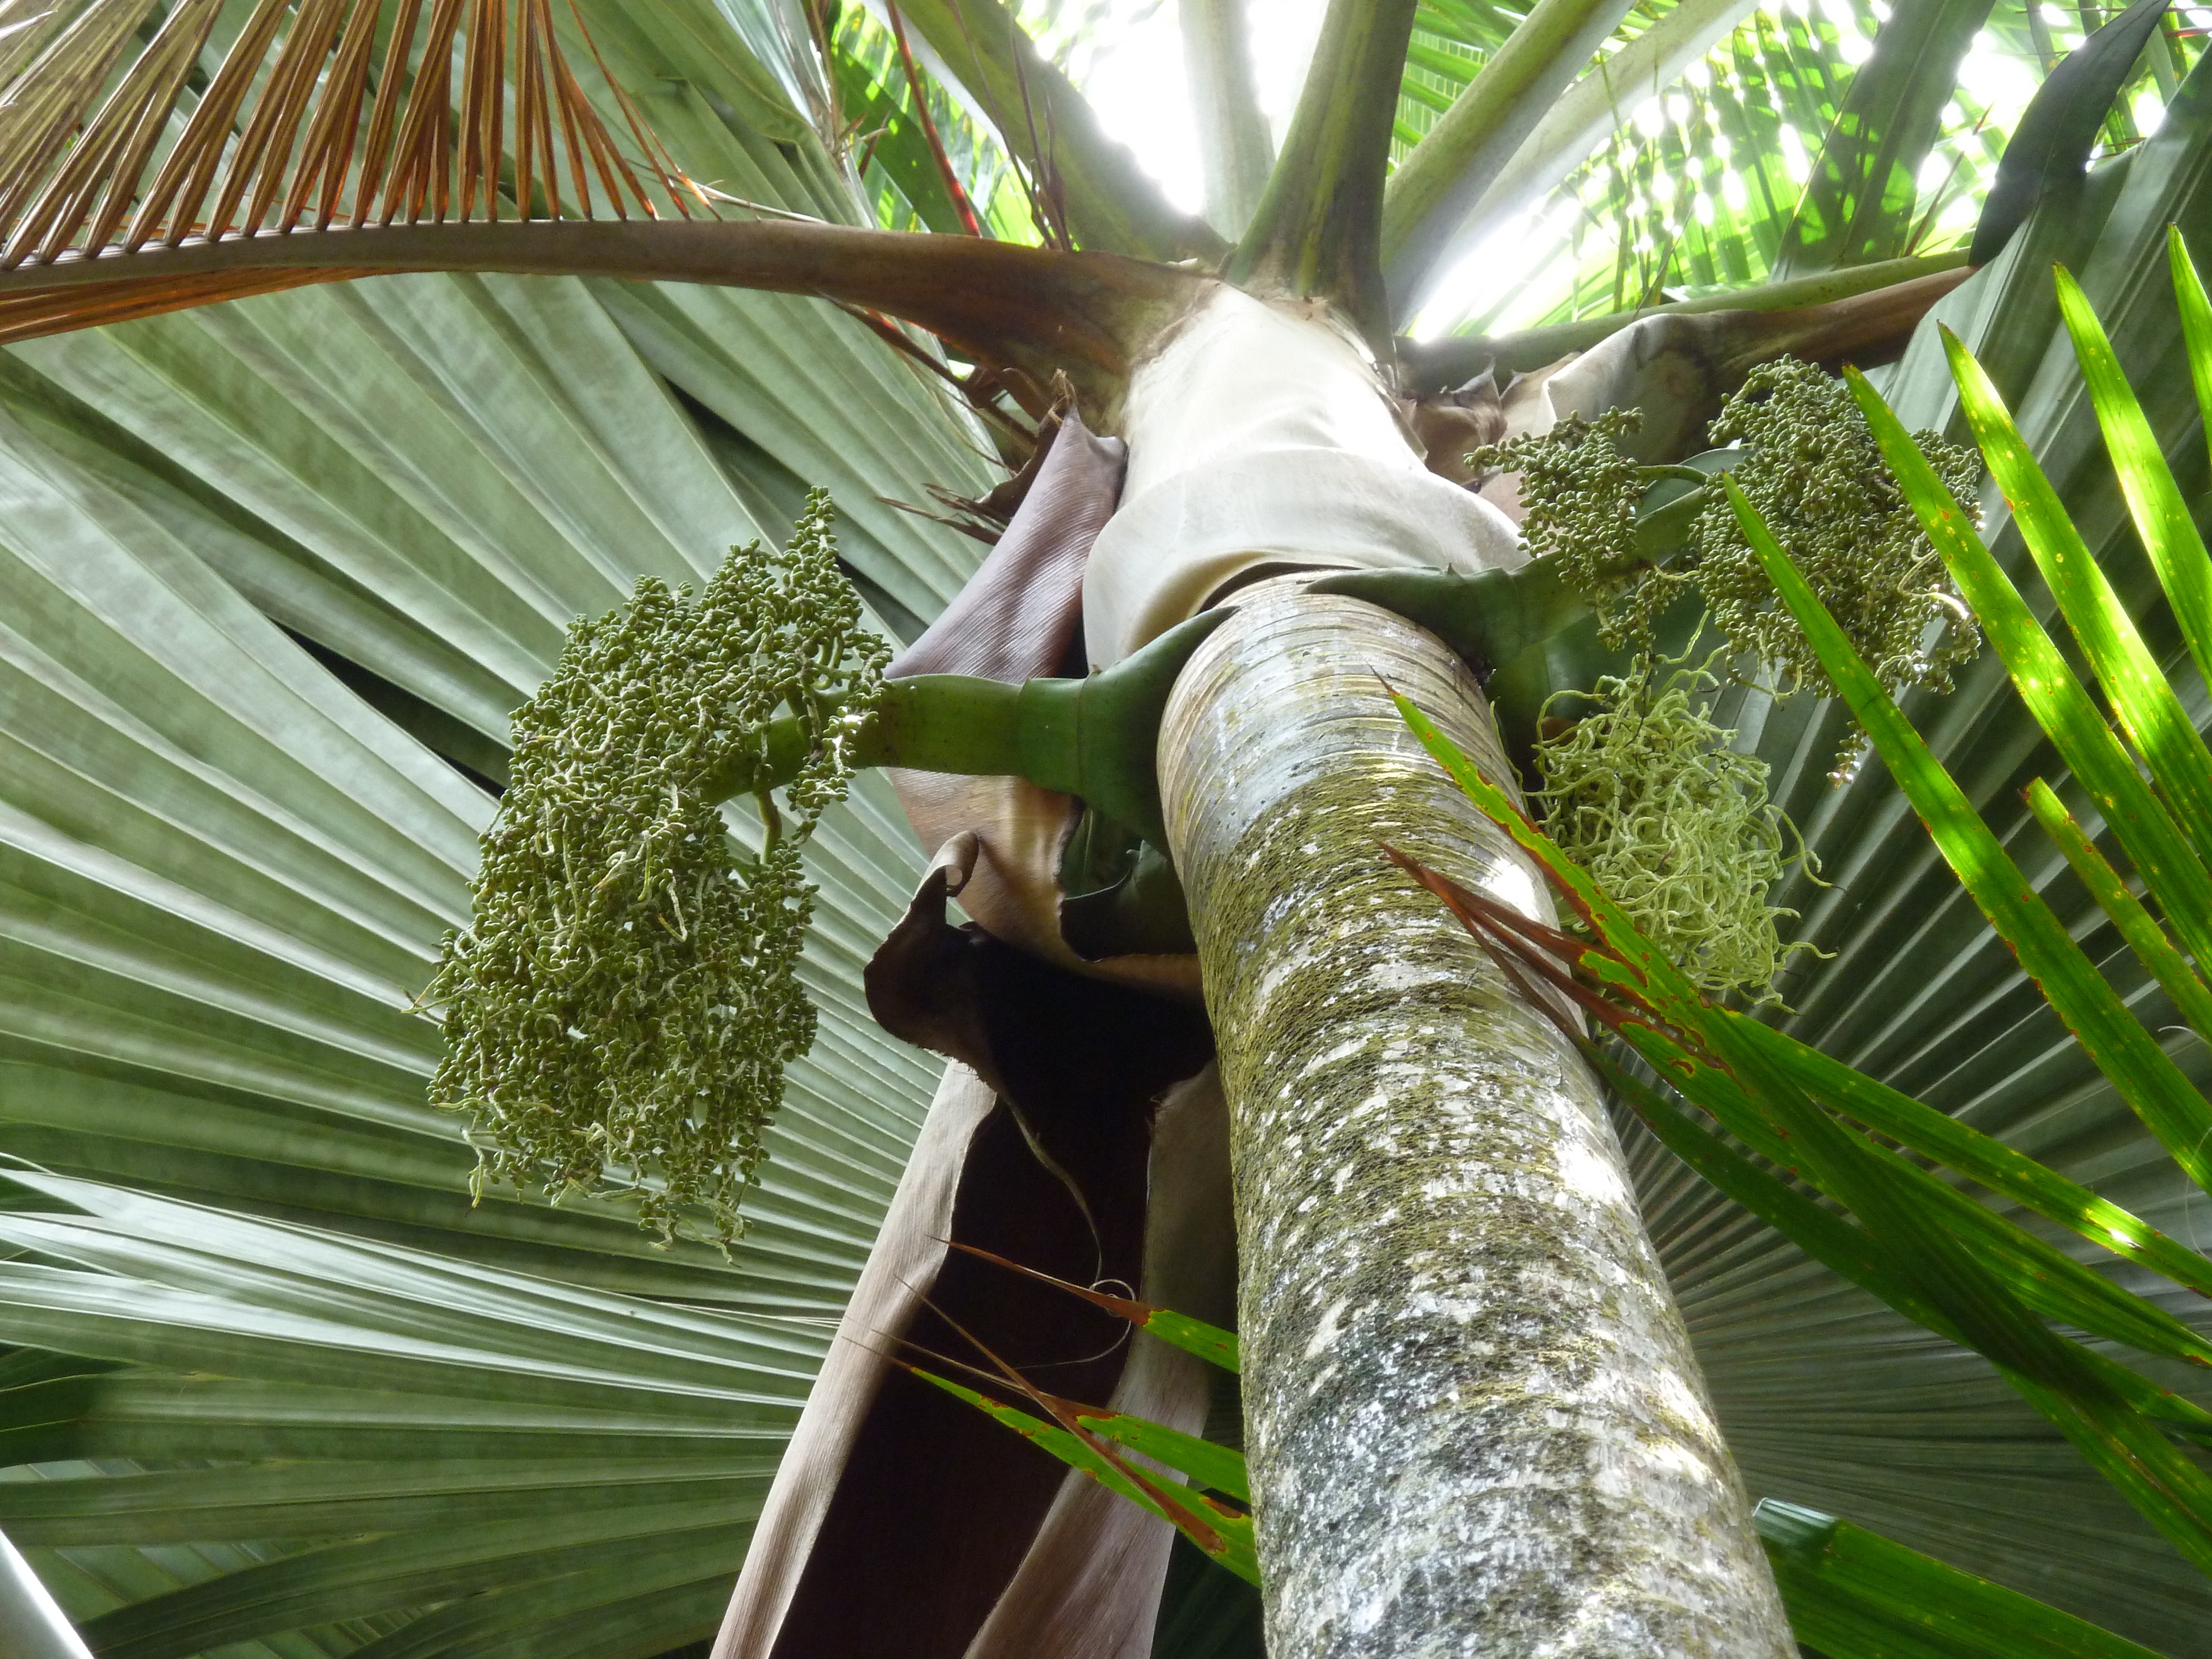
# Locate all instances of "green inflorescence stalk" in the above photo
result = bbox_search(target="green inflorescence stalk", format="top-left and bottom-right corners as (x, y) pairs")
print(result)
(422, 491), (889, 1246)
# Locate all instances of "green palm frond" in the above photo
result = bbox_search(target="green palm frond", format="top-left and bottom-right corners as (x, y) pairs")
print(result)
(1409, 0), (2194, 338)
(1361, 219), (2212, 1645)
(828, 6), (1052, 240)
(0, 8), (982, 1642)
(0, 1), (2205, 1653)
(1683, 129), (2212, 1641)
(0, 28), (987, 1626)
(1358, 60), (2212, 1652)
(0, 1168), (812, 1658)
(0, 269), (966, 1267)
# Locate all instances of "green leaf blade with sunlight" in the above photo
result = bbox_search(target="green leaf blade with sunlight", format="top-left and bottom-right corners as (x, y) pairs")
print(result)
(1754, 1499), (2172, 1659)
(2025, 777), (2212, 1049)
(2057, 249), (2212, 714)
(905, 1367), (1261, 1586)
(1718, 1013), (2212, 1303)
(1390, 681), (2212, 1574)
(1770, 0), (1995, 276)
(1941, 315), (2212, 872)
(1725, 463), (2212, 1190)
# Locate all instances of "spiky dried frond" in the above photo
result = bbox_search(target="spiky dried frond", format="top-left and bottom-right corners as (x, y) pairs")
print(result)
(0, 0), (695, 340)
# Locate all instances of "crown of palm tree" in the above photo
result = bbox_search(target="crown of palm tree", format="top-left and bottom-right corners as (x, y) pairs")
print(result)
(0, 0), (2205, 1655)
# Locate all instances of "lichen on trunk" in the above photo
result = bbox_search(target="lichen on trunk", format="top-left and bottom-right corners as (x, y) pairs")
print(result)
(1158, 582), (1790, 1657)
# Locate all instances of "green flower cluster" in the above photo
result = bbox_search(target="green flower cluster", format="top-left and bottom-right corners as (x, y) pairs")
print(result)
(1697, 357), (1983, 703)
(1474, 408), (1683, 648)
(1535, 653), (1816, 1005)
(424, 491), (888, 1246)
(1474, 358), (1981, 708)
(1470, 358), (1963, 998)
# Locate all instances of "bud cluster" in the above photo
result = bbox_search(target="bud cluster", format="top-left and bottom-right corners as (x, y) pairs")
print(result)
(424, 492), (888, 1245)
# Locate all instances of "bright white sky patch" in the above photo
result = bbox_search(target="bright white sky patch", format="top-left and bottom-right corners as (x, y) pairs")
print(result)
(1960, 32), (2041, 114)
(1044, 0), (1326, 222)
(1079, 4), (1205, 214)
(1406, 199), (1582, 340)
(1248, 0), (1331, 143)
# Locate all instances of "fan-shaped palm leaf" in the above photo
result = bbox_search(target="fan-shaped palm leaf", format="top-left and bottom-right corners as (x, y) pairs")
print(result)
(0, 0), (2203, 1653)
(0, 11), (988, 1640)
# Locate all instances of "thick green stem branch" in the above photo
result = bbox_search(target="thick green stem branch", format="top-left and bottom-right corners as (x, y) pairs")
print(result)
(712, 612), (1228, 846)
(1226, 0), (1417, 345)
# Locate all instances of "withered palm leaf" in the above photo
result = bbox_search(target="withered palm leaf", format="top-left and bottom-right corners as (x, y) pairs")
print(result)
(0, 0), (687, 342)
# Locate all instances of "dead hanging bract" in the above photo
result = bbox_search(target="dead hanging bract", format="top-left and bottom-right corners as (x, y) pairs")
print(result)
(1533, 650), (1825, 1006)
(420, 491), (890, 1247)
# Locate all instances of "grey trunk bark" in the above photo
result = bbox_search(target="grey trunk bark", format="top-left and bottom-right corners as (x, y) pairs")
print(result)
(1156, 581), (1791, 1658)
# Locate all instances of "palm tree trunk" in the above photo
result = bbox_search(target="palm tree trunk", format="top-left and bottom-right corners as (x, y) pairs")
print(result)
(1156, 580), (1791, 1657)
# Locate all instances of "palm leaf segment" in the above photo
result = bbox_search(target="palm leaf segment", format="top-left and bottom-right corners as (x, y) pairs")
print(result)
(1636, 178), (2212, 1653)
(0, 244), (970, 1651)
(0, 4), (985, 1641)
(0, 1170), (815, 1659)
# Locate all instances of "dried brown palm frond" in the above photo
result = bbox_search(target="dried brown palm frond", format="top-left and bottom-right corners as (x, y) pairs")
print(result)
(0, 0), (1211, 401)
(0, 0), (701, 340)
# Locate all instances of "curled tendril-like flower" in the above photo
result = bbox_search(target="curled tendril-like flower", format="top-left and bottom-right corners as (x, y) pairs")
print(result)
(422, 491), (889, 1246)
(1536, 652), (1822, 1005)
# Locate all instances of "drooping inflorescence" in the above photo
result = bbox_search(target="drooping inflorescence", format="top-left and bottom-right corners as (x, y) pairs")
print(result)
(1472, 409), (1678, 649)
(424, 491), (889, 1246)
(1534, 653), (1818, 1004)
(1468, 357), (1964, 999)
(1694, 357), (1983, 705)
